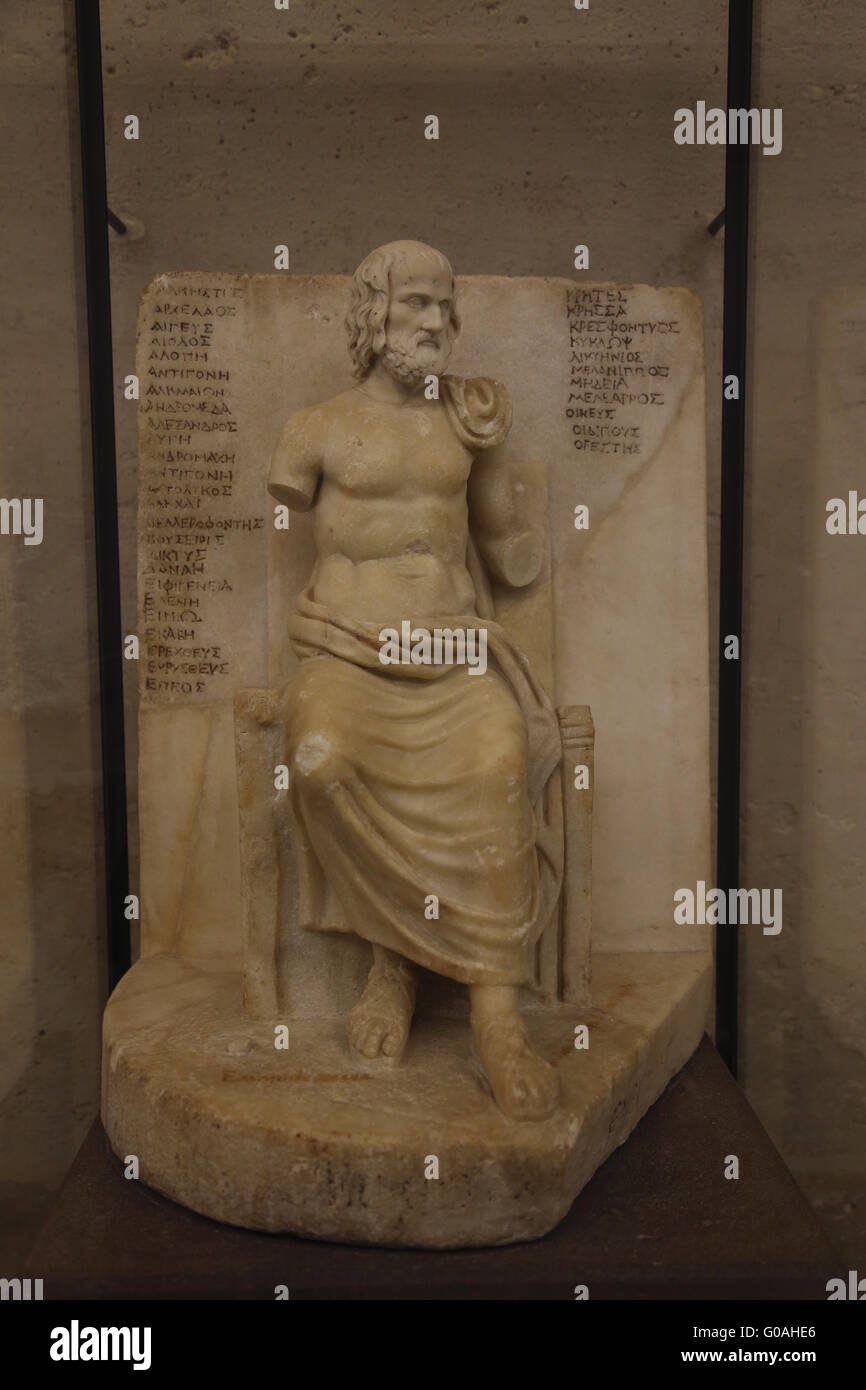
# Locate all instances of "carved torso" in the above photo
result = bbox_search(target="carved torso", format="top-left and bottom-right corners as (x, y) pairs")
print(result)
(313, 389), (476, 620)
(271, 383), (503, 622)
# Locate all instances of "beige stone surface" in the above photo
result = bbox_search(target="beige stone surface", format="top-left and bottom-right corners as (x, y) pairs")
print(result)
(0, 8), (106, 1229)
(135, 271), (711, 970)
(738, 13), (866, 1183)
(102, 949), (711, 1246)
(100, 254), (714, 1231)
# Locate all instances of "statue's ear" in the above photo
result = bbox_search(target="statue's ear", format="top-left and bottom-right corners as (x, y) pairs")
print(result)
(371, 289), (389, 356)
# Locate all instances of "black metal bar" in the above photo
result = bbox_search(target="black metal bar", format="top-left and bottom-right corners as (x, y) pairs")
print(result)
(107, 206), (128, 236)
(707, 207), (726, 236)
(74, 0), (131, 988)
(716, 0), (754, 1075)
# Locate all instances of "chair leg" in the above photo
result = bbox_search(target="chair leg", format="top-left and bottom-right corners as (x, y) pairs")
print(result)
(234, 688), (283, 1018)
(557, 705), (594, 1006)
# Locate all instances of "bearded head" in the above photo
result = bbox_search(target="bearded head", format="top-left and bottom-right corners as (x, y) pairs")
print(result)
(346, 240), (460, 385)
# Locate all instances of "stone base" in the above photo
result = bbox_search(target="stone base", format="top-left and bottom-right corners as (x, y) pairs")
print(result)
(102, 951), (711, 1249)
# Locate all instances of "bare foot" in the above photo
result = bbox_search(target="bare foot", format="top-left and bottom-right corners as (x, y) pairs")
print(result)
(347, 952), (417, 1062)
(472, 1012), (559, 1122)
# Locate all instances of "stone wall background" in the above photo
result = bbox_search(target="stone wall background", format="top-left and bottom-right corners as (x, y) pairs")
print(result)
(1, 0), (863, 1260)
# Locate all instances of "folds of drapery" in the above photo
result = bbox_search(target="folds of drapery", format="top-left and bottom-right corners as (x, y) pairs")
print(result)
(279, 587), (563, 986)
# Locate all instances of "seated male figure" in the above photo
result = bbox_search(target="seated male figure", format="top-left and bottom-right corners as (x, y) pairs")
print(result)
(269, 240), (563, 1121)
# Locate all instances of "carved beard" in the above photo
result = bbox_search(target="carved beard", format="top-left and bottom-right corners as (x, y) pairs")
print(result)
(380, 333), (452, 387)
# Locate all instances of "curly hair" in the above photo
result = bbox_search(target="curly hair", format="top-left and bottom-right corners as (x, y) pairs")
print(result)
(345, 241), (460, 379)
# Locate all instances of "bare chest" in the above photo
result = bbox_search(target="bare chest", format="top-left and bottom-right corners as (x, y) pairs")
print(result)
(322, 405), (472, 499)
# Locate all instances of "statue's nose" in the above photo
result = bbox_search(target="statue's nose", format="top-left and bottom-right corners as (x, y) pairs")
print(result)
(422, 304), (443, 332)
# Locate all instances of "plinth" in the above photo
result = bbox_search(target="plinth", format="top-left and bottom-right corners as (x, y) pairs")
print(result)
(102, 950), (710, 1248)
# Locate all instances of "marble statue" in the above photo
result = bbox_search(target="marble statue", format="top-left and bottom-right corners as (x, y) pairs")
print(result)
(268, 240), (564, 1121)
(100, 249), (712, 1248)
